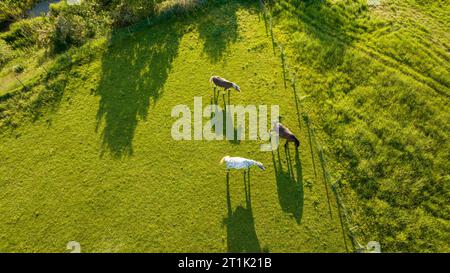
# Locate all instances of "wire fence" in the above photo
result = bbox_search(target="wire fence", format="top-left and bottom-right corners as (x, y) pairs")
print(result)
(3, 0), (372, 252)
(260, 0), (365, 252)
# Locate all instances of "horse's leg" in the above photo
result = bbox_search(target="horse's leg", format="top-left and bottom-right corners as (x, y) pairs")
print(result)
(277, 144), (282, 170)
(284, 143), (291, 174)
(286, 144), (294, 179)
(223, 91), (228, 111)
(245, 167), (251, 206)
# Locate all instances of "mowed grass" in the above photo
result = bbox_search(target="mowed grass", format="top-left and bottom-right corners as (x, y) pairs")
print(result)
(0, 3), (347, 252)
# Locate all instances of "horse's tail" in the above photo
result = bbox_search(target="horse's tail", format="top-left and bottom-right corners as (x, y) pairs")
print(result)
(209, 76), (215, 85)
(220, 156), (229, 164)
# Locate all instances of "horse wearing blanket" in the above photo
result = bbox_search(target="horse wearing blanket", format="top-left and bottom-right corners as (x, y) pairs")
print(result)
(220, 156), (266, 173)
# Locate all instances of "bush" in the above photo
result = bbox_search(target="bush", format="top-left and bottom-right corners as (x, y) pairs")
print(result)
(110, 0), (159, 27)
(12, 64), (24, 74)
(0, 17), (49, 49)
(0, 0), (41, 27)
(49, 1), (67, 17)
(48, 2), (101, 54)
(51, 13), (91, 53)
(0, 40), (15, 69)
(0, 13), (12, 31)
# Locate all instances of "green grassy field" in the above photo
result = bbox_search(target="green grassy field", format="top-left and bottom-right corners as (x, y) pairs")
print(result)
(270, 0), (449, 252)
(0, 2), (347, 252)
(0, 0), (449, 253)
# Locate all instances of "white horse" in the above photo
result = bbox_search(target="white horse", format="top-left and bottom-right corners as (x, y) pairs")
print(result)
(220, 156), (266, 172)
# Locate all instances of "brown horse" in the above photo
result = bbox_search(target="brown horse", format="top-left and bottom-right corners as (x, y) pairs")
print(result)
(210, 76), (241, 92)
(273, 122), (300, 148)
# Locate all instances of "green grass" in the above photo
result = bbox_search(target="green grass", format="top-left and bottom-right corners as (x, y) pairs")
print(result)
(1, 0), (449, 253)
(0, 1), (347, 252)
(0, 48), (50, 95)
(270, 0), (449, 252)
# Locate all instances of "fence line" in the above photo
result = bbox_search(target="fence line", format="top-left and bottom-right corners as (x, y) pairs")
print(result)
(260, 0), (364, 252)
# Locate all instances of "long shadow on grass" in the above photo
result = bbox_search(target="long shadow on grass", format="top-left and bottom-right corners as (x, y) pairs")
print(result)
(95, 23), (184, 158)
(196, 0), (260, 63)
(196, 1), (239, 63)
(224, 170), (261, 253)
(209, 91), (241, 145)
(273, 0), (366, 71)
(272, 144), (304, 224)
(94, 0), (257, 157)
(29, 54), (73, 124)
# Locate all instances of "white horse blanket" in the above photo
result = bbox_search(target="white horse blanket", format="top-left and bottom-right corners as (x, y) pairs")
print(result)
(220, 156), (265, 170)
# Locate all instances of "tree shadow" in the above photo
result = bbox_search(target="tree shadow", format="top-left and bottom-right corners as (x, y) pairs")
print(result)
(272, 144), (304, 224)
(196, 1), (240, 63)
(224, 170), (262, 253)
(94, 22), (184, 158)
(31, 73), (69, 123)
(3, 53), (73, 129)
(94, 0), (256, 157)
(273, 0), (366, 71)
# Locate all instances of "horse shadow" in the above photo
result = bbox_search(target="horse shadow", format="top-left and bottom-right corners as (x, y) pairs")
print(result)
(224, 170), (261, 253)
(272, 144), (304, 224)
(209, 89), (241, 145)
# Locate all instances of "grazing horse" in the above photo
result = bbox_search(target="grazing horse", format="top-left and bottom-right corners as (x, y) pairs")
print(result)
(210, 76), (241, 93)
(220, 156), (266, 173)
(272, 122), (300, 148)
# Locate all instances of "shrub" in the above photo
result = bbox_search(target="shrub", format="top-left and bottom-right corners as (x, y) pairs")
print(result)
(0, 0), (41, 27)
(12, 64), (24, 74)
(0, 40), (15, 69)
(0, 17), (49, 49)
(48, 2), (100, 54)
(110, 0), (159, 27)
(51, 13), (91, 53)
(49, 1), (67, 17)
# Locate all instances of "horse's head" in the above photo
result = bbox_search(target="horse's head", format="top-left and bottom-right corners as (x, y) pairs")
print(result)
(256, 162), (266, 171)
(232, 83), (241, 92)
(220, 156), (230, 164)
